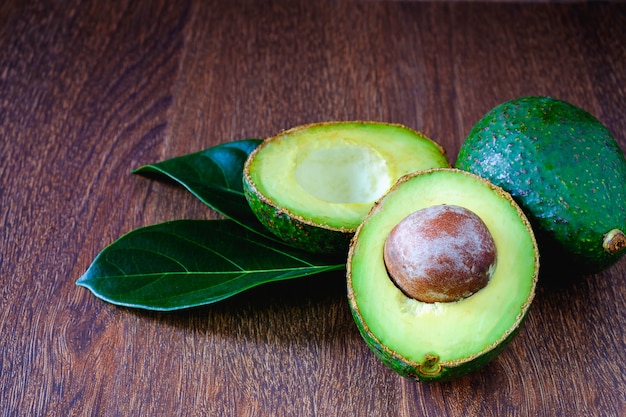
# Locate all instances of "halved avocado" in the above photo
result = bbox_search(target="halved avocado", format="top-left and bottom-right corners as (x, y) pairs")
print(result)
(347, 168), (539, 381)
(243, 121), (449, 254)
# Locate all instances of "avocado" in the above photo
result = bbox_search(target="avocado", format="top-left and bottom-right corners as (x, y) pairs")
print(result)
(456, 96), (626, 274)
(243, 121), (449, 254)
(347, 168), (538, 381)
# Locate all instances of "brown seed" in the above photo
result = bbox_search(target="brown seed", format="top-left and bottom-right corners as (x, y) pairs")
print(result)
(383, 205), (497, 303)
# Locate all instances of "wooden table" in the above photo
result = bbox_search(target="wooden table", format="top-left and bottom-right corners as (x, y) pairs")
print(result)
(2, 1), (625, 415)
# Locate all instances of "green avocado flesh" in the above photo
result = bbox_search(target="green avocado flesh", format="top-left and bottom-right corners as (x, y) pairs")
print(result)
(347, 169), (539, 381)
(456, 96), (626, 273)
(243, 121), (449, 253)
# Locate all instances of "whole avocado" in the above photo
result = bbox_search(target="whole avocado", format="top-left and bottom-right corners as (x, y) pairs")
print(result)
(456, 96), (626, 274)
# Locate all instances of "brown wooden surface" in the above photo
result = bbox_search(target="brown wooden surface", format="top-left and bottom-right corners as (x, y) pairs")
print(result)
(1, 1), (625, 416)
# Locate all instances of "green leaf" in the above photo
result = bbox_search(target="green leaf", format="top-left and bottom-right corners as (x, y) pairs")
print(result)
(79, 139), (346, 310)
(77, 219), (345, 311)
(132, 139), (268, 235)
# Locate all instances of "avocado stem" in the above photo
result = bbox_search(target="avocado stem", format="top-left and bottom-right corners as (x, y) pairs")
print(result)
(603, 229), (626, 254)
(419, 354), (442, 376)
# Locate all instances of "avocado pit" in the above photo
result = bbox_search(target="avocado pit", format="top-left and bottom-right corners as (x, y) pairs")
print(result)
(383, 204), (497, 303)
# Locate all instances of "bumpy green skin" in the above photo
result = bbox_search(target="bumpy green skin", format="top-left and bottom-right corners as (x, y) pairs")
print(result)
(243, 177), (353, 254)
(457, 96), (626, 273)
(347, 300), (526, 382)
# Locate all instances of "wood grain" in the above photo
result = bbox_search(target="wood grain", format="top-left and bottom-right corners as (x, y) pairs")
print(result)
(1, 1), (625, 416)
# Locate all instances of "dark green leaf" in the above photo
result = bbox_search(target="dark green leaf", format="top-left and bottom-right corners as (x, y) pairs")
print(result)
(79, 139), (345, 310)
(132, 139), (268, 235)
(77, 219), (345, 311)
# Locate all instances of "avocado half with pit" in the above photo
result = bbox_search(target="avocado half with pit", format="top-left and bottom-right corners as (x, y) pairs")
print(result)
(347, 168), (539, 381)
(456, 96), (626, 274)
(243, 121), (449, 254)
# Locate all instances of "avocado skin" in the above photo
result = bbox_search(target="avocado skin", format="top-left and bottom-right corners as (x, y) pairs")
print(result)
(457, 96), (626, 274)
(243, 177), (352, 254)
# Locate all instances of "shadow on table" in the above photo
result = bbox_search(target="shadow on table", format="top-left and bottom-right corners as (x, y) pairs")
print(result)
(124, 267), (355, 342)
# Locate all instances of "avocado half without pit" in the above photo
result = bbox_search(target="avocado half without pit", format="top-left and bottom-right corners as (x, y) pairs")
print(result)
(243, 121), (450, 254)
(347, 168), (539, 381)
